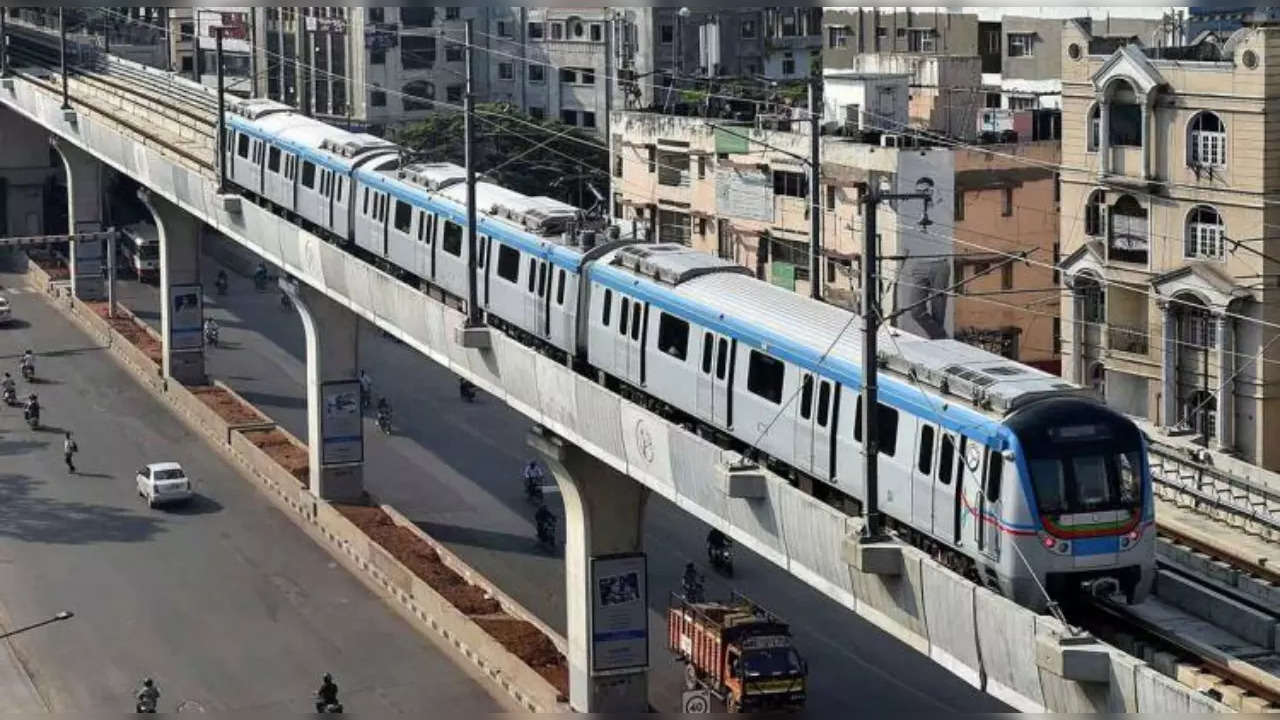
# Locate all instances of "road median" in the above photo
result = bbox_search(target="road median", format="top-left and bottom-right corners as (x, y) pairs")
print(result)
(22, 256), (571, 713)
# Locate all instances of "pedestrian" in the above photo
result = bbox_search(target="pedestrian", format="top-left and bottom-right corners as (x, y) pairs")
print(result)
(63, 432), (77, 473)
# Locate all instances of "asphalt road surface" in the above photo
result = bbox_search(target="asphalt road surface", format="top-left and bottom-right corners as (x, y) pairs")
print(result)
(0, 264), (507, 713)
(108, 250), (1008, 713)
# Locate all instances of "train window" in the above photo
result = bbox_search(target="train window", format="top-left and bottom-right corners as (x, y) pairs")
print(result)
(630, 303), (642, 341)
(237, 133), (250, 159)
(538, 262), (548, 297)
(336, 177), (344, 203)
(556, 269), (566, 305)
(619, 298), (630, 335)
(817, 381), (831, 428)
(602, 289), (613, 325)
(938, 435), (954, 485)
(416, 212), (426, 241)
(425, 214), (436, 244)
(267, 146), (281, 173)
(496, 244), (522, 281)
(985, 452), (1003, 502)
(701, 333), (714, 374)
(394, 201), (412, 233)
(527, 258), (537, 292)
(746, 352), (785, 405)
(442, 221), (463, 256)
(301, 161), (317, 189)
(657, 313), (690, 361)
(716, 338), (729, 380)
(879, 406), (900, 457)
(478, 237), (489, 269)
(918, 425), (936, 475)
(361, 189), (370, 216)
(799, 375), (813, 420)
(854, 397), (862, 442)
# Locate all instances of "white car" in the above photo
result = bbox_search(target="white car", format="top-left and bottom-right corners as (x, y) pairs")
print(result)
(136, 462), (194, 507)
(0, 293), (11, 325)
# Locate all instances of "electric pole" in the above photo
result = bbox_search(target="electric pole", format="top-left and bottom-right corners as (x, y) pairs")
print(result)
(808, 71), (822, 301)
(215, 26), (228, 194)
(463, 18), (481, 328)
(59, 7), (69, 109)
(604, 9), (615, 222)
(860, 182), (933, 540)
(191, 10), (200, 84)
(2, 10), (9, 78)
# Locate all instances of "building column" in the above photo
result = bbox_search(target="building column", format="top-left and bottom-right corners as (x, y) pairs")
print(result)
(1160, 301), (1178, 430)
(1216, 313), (1234, 452)
(1139, 94), (1152, 180)
(1097, 93), (1111, 175)
(282, 278), (365, 503)
(50, 138), (105, 301)
(1068, 285), (1085, 385)
(138, 188), (205, 386)
(529, 427), (650, 713)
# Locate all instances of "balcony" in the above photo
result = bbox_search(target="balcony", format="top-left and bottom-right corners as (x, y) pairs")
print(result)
(1108, 147), (1143, 178)
(1108, 325), (1149, 356)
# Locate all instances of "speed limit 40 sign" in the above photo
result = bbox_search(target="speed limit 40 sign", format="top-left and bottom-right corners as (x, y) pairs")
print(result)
(682, 689), (711, 713)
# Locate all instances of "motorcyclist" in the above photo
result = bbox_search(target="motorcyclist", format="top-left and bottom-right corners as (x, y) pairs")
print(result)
(1, 372), (14, 395)
(23, 393), (39, 420)
(136, 677), (159, 713)
(20, 350), (34, 374)
(459, 377), (476, 400)
(315, 673), (339, 712)
(534, 504), (555, 540)
(358, 370), (372, 408)
(682, 562), (704, 600)
(523, 461), (544, 495)
(375, 398), (392, 429)
(707, 529), (730, 558)
(215, 269), (228, 293)
(253, 262), (268, 289)
(203, 318), (219, 340)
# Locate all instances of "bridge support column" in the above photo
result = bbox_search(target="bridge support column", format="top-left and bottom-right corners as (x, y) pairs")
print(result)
(50, 138), (105, 301)
(529, 427), (650, 713)
(283, 278), (365, 503)
(138, 188), (205, 386)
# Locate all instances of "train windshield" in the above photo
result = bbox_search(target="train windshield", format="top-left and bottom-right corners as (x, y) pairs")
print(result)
(743, 648), (803, 677)
(1008, 400), (1146, 517)
(136, 243), (159, 260)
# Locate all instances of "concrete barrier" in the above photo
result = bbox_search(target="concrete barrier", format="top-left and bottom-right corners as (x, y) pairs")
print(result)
(975, 591), (1046, 711)
(1155, 570), (1276, 650)
(919, 561), (982, 690)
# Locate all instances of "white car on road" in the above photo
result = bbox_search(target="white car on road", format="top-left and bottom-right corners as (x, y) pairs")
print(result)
(137, 462), (194, 507)
(0, 292), (11, 325)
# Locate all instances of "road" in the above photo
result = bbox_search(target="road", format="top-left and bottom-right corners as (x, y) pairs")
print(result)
(0, 263), (508, 713)
(110, 248), (1009, 713)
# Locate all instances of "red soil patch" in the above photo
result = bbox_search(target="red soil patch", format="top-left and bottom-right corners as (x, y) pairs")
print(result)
(190, 386), (264, 425)
(242, 428), (309, 483)
(31, 255), (69, 281)
(87, 301), (162, 365)
(475, 616), (570, 697)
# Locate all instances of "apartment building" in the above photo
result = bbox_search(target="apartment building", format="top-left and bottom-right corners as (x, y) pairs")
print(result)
(610, 110), (1061, 364)
(1057, 19), (1280, 469)
(822, 7), (1176, 116)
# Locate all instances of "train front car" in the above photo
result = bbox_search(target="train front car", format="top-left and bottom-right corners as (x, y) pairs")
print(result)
(999, 397), (1156, 612)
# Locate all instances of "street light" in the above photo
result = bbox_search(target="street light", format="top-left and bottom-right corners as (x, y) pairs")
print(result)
(0, 611), (74, 640)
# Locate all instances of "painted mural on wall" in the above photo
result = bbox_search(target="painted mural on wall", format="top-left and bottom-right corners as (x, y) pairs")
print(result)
(890, 148), (956, 340)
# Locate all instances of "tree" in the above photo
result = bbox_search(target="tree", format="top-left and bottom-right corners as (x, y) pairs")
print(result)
(391, 103), (609, 210)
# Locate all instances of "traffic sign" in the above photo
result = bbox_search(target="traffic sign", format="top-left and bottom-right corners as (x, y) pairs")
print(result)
(681, 689), (711, 713)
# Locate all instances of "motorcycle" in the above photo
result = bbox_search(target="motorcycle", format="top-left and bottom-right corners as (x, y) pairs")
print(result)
(215, 276), (228, 296)
(20, 364), (33, 382)
(460, 379), (477, 403)
(535, 514), (557, 551)
(524, 475), (544, 504)
(280, 292), (291, 310)
(375, 411), (392, 435)
(315, 699), (344, 713)
(708, 542), (734, 577)
(136, 700), (157, 714)
(204, 326), (219, 348)
(359, 386), (371, 411)
(24, 406), (39, 430)
(2, 386), (15, 406)
(683, 577), (706, 603)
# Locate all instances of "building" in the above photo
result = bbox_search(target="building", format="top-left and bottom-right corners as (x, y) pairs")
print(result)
(822, 7), (1178, 115)
(610, 110), (1061, 364)
(1057, 19), (1280, 468)
(824, 55), (984, 141)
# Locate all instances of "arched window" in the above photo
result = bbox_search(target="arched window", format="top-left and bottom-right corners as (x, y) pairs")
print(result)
(1085, 189), (1106, 236)
(1087, 103), (1100, 152)
(1107, 79), (1142, 147)
(1077, 276), (1106, 324)
(1088, 361), (1106, 397)
(1108, 194), (1149, 264)
(402, 81), (435, 112)
(1184, 205), (1225, 260)
(1188, 111), (1226, 167)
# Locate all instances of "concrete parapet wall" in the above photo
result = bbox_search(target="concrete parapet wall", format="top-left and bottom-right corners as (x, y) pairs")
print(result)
(0, 74), (1235, 715)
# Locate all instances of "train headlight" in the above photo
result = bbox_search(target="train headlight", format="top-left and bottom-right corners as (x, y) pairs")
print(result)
(1037, 531), (1071, 556)
(1119, 526), (1144, 551)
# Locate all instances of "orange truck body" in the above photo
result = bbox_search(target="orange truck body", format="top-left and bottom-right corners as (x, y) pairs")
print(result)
(667, 593), (807, 713)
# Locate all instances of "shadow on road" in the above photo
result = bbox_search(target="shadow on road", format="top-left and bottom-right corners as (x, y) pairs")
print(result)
(416, 521), (549, 559)
(237, 390), (307, 412)
(160, 494), (225, 517)
(0, 473), (166, 544)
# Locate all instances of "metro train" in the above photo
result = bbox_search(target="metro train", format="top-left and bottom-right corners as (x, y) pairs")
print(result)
(220, 97), (1156, 612)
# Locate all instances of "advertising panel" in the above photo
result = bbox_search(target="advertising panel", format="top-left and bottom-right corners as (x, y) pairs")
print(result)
(590, 553), (649, 674)
(890, 148), (956, 340)
(167, 283), (204, 351)
(320, 380), (363, 465)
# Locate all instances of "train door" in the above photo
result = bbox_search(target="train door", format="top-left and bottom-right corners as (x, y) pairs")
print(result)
(695, 332), (715, 421)
(713, 337), (733, 428)
(792, 373), (817, 475)
(533, 259), (551, 340)
(627, 301), (648, 385)
(958, 436), (985, 551)
(912, 424), (937, 531)
(978, 450), (1004, 562)
(932, 432), (960, 543)
(812, 380), (835, 480)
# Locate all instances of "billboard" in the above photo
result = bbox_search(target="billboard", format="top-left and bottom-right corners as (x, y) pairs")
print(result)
(590, 553), (649, 674)
(889, 149), (956, 340)
(167, 283), (204, 351)
(320, 380), (363, 465)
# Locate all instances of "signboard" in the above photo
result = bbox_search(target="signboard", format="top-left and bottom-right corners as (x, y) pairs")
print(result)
(364, 23), (399, 50)
(714, 127), (750, 155)
(770, 262), (796, 291)
(167, 283), (204, 351)
(890, 149), (956, 340)
(590, 553), (649, 674)
(320, 380), (363, 465)
(714, 168), (773, 223)
(682, 689), (711, 713)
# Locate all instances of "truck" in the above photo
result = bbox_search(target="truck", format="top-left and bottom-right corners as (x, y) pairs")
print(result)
(667, 591), (807, 713)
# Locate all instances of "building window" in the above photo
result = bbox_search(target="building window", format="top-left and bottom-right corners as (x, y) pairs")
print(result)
(579, 68), (596, 85)
(1008, 95), (1037, 111)
(1001, 262), (1014, 290)
(529, 106), (545, 120)
(446, 84), (463, 104)
(1185, 205), (1226, 260)
(401, 35), (437, 69)
(445, 43), (463, 62)
(614, 154), (623, 178)
(907, 29), (936, 53)
(741, 19), (758, 39)
(1002, 187), (1014, 216)
(1108, 194), (1149, 265)
(400, 7), (435, 27)
(1108, 80), (1142, 147)
(773, 171), (806, 198)
(444, 7), (461, 20)
(954, 191), (966, 221)
(562, 109), (578, 126)
(660, 24), (674, 44)
(591, 23), (603, 42)
(528, 22), (544, 39)
(698, 156), (707, 180)
(559, 68), (576, 83)
(367, 8), (384, 24)
(529, 64), (545, 84)
(495, 20), (511, 38)
(1007, 33), (1035, 58)
(1188, 111), (1226, 168)
(371, 88), (386, 107)
(828, 26), (850, 48)
(1085, 189), (1105, 237)
(498, 62), (513, 80)
(582, 111), (597, 129)
(1087, 103), (1100, 151)
(782, 55), (796, 75)
(402, 80), (434, 111)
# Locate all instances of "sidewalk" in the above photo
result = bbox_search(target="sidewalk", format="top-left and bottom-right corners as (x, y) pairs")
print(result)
(0, 637), (48, 712)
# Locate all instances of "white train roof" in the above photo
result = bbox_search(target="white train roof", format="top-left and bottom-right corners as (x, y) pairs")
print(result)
(611, 244), (1090, 415)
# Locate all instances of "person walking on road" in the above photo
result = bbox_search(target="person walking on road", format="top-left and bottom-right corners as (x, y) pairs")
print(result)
(63, 432), (78, 473)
